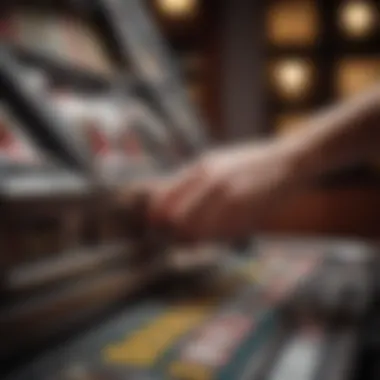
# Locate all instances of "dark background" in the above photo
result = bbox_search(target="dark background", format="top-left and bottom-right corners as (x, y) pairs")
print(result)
(151, 0), (380, 143)
(150, 0), (380, 238)
(1, 0), (380, 238)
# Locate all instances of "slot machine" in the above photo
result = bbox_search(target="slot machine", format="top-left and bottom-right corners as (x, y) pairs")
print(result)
(1, 1), (379, 380)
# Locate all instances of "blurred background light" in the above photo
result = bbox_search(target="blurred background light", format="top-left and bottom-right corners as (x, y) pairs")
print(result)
(155, 0), (198, 18)
(336, 59), (380, 99)
(276, 113), (307, 135)
(267, 0), (319, 46)
(271, 59), (314, 100)
(338, 1), (378, 39)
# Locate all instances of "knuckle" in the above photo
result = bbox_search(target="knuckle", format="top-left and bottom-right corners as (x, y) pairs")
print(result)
(213, 178), (227, 193)
(222, 180), (239, 197)
(171, 209), (190, 230)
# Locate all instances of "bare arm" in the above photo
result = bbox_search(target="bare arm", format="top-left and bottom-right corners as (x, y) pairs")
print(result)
(126, 87), (380, 239)
(283, 86), (380, 181)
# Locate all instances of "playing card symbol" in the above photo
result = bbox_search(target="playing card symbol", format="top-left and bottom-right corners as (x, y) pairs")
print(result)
(0, 121), (25, 160)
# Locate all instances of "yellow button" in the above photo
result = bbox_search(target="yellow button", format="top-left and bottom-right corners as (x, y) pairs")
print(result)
(103, 305), (212, 367)
(238, 262), (261, 283)
(170, 361), (212, 380)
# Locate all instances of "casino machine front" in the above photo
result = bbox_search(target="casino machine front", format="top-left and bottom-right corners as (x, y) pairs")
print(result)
(0, 1), (380, 380)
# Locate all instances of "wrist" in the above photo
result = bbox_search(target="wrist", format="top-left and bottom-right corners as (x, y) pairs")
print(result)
(267, 138), (312, 190)
(277, 86), (380, 181)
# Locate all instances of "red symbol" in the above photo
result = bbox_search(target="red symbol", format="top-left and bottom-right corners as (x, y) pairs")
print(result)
(0, 122), (14, 150)
(86, 123), (110, 156)
(0, 122), (27, 161)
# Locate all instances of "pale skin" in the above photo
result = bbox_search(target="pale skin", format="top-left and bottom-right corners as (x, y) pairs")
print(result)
(123, 87), (380, 240)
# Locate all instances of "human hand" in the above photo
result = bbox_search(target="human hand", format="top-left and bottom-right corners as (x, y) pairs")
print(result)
(123, 141), (302, 240)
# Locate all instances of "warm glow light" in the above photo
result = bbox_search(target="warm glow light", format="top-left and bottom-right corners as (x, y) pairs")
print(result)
(272, 59), (313, 100)
(339, 1), (378, 38)
(336, 59), (380, 99)
(156, 0), (198, 18)
(276, 113), (307, 135)
(267, 0), (319, 45)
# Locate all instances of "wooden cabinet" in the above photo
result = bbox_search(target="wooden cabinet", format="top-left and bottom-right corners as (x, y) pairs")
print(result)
(260, 187), (380, 238)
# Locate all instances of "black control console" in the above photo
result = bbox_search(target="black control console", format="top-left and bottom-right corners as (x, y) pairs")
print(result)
(2, 237), (378, 380)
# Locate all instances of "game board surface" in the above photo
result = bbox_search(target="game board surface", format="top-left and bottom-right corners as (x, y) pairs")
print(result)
(7, 237), (375, 380)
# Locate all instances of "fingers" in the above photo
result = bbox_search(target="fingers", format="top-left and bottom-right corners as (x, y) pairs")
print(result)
(167, 179), (225, 238)
(179, 187), (255, 240)
(149, 174), (195, 222)
(153, 177), (246, 239)
(115, 164), (205, 226)
(148, 164), (205, 224)
(119, 175), (240, 239)
(115, 161), (255, 240)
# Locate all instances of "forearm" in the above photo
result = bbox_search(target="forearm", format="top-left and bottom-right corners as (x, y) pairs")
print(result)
(280, 87), (380, 181)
